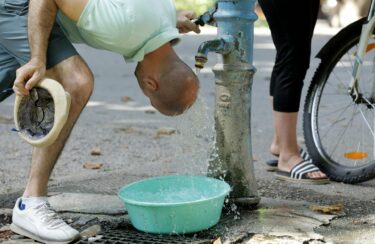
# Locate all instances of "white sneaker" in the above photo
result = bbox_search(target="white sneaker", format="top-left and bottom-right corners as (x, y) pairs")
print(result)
(10, 198), (80, 244)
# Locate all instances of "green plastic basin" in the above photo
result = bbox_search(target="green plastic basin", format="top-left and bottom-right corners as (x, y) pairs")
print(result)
(118, 175), (231, 234)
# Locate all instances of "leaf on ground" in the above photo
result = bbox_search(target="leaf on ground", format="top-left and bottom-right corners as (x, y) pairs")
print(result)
(80, 225), (102, 238)
(114, 127), (144, 134)
(90, 148), (102, 156)
(0, 225), (13, 239)
(352, 219), (368, 225)
(154, 128), (177, 139)
(144, 109), (156, 114)
(83, 162), (103, 170)
(121, 96), (133, 102)
(156, 128), (176, 136)
(213, 237), (222, 244)
(310, 203), (344, 214)
(0, 226), (10, 232)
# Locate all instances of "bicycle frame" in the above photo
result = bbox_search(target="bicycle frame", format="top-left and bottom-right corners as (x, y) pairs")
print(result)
(349, 0), (375, 102)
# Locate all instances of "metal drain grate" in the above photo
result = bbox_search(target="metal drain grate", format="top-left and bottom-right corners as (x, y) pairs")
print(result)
(76, 227), (213, 244)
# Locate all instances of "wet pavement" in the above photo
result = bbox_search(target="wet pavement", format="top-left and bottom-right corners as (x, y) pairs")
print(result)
(2, 21), (375, 243)
(0, 194), (338, 243)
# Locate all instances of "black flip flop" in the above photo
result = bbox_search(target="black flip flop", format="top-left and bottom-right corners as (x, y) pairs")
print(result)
(275, 159), (329, 184)
(265, 159), (278, 172)
(265, 148), (311, 172)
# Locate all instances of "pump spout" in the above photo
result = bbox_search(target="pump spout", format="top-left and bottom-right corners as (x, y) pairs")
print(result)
(195, 35), (235, 69)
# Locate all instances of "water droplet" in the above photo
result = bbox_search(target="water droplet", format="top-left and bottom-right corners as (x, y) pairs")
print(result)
(168, 97), (215, 176)
(195, 68), (201, 75)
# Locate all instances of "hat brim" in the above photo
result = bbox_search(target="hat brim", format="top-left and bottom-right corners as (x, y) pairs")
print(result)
(14, 78), (71, 147)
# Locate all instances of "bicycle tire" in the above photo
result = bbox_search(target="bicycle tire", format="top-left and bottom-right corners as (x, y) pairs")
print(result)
(304, 17), (375, 183)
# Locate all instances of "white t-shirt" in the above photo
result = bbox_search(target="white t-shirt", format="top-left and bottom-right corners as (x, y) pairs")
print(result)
(57, 0), (180, 62)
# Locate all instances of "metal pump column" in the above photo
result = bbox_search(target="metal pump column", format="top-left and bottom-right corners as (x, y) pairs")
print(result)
(196, 0), (260, 207)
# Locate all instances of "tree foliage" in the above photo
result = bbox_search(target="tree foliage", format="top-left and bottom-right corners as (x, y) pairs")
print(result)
(174, 0), (216, 15)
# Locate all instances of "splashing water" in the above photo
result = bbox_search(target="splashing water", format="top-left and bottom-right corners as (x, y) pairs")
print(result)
(169, 97), (215, 176)
(166, 97), (243, 219)
(195, 68), (201, 75)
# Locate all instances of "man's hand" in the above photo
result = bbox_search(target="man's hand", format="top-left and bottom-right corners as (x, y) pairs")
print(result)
(177, 10), (200, 34)
(13, 58), (46, 96)
(15, 0), (59, 96)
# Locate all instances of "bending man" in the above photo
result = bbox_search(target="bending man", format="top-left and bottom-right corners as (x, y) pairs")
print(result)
(1, 0), (200, 243)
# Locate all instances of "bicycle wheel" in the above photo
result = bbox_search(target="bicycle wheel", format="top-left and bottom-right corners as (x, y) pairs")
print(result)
(304, 17), (375, 183)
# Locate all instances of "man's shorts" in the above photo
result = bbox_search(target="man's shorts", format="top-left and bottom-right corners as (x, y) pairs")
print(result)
(0, 0), (78, 102)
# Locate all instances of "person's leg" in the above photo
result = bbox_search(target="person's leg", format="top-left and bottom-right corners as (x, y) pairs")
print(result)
(269, 98), (279, 156)
(11, 54), (93, 244)
(259, 0), (326, 180)
(272, 0), (322, 178)
(0, 0), (94, 241)
(0, 0), (94, 198)
(258, 0), (285, 158)
(274, 112), (325, 179)
(23, 55), (94, 197)
(273, 112), (301, 169)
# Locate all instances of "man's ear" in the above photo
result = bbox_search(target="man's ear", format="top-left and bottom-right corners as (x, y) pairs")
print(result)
(143, 77), (159, 91)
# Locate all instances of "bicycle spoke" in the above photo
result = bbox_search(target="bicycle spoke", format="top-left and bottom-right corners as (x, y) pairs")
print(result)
(327, 103), (358, 159)
(360, 97), (375, 159)
(318, 102), (355, 118)
(326, 46), (357, 92)
(328, 57), (356, 95)
(359, 106), (375, 136)
(318, 98), (353, 129)
(328, 70), (350, 91)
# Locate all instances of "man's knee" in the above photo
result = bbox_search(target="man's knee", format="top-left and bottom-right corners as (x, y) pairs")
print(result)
(68, 69), (94, 107)
(47, 55), (94, 108)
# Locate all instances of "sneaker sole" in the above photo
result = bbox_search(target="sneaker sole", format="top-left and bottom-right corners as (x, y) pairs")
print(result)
(10, 223), (79, 244)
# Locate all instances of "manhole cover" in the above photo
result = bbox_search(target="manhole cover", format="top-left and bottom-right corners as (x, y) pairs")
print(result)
(76, 226), (213, 244)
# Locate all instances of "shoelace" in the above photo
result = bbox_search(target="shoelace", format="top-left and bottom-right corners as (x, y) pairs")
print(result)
(33, 203), (67, 228)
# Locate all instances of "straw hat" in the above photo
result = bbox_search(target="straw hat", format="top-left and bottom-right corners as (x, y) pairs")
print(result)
(14, 78), (71, 147)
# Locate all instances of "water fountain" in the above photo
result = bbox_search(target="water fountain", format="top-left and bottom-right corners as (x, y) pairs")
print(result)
(195, 0), (260, 207)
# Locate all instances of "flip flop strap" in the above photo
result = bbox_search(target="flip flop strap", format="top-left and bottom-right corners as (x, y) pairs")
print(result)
(299, 148), (311, 161)
(291, 160), (320, 179)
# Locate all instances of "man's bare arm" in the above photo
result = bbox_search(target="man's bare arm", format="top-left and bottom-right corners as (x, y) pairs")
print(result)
(29, 0), (57, 65)
(55, 0), (88, 22)
(13, 0), (58, 96)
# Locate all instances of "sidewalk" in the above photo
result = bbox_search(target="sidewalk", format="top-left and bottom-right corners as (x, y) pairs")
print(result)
(0, 194), (340, 243)
(1, 20), (375, 243)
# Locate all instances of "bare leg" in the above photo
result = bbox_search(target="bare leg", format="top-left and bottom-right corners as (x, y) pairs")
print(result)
(23, 55), (94, 197)
(270, 135), (279, 157)
(274, 111), (326, 179)
(269, 97), (279, 156)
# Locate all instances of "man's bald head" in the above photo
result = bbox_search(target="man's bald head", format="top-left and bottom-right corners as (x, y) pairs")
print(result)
(135, 44), (199, 116)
